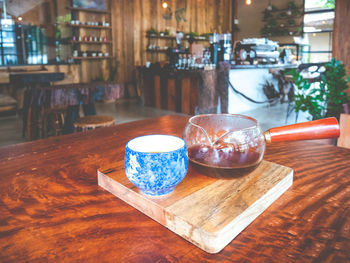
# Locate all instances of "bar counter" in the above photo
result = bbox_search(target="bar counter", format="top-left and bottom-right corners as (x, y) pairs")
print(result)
(139, 63), (297, 115)
(0, 115), (349, 262)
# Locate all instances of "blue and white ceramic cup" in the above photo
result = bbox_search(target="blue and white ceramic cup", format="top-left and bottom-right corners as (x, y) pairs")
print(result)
(125, 135), (188, 196)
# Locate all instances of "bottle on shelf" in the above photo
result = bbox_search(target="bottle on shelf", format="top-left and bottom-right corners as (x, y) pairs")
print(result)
(184, 54), (189, 70)
(178, 54), (183, 69)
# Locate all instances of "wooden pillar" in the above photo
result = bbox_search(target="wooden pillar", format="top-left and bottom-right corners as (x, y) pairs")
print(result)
(333, 0), (350, 93)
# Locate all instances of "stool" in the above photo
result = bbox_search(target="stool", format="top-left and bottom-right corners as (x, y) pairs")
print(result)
(74, 115), (115, 132)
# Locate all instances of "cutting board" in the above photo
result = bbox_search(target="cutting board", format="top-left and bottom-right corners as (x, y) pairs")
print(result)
(97, 160), (293, 253)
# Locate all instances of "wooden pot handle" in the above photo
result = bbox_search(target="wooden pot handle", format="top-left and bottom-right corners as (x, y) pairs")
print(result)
(264, 117), (340, 143)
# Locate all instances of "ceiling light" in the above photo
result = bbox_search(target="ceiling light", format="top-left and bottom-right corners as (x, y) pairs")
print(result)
(246, 0), (252, 5)
(18, 16), (22, 21)
(162, 1), (168, 8)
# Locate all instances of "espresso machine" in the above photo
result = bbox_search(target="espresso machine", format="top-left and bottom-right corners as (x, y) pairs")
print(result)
(234, 38), (279, 65)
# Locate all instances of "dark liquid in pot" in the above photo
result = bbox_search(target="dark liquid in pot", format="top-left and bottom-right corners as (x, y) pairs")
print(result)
(188, 144), (261, 178)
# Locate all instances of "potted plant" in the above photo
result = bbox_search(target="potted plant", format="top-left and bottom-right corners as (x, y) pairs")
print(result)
(187, 31), (199, 45)
(287, 0), (301, 15)
(287, 58), (350, 120)
(146, 27), (158, 37)
(159, 29), (169, 37)
(200, 33), (211, 39)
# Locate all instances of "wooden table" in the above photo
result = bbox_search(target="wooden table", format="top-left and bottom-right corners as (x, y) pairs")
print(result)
(9, 71), (65, 84)
(0, 115), (349, 262)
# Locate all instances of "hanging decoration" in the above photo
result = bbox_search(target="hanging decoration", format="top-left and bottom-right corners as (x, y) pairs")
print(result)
(161, 0), (187, 22)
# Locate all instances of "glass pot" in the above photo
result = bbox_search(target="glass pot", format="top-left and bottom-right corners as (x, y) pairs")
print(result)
(183, 114), (340, 178)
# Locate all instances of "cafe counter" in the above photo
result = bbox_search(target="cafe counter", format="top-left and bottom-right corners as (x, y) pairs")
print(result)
(138, 63), (297, 115)
(138, 65), (229, 115)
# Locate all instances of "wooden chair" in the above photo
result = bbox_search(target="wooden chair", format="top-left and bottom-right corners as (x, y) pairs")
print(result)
(42, 107), (66, 138)
(74, 115), (115, 132)
(337, 114), (350, 149)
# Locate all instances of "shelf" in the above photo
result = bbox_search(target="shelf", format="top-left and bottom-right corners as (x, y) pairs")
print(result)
(184, 37), (209, 42)
(68, 24), (111, 30)
(73, 56), (114, 60)
(146, 49), (168, 53)
(67, 6), (110, 14)
(72, 41), (112, 44)
(59, 6), (114, 65)
(147, 35), (174, 40)
(147, 35), (209, 42)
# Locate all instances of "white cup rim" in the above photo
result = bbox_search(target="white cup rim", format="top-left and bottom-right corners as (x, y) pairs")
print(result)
(126, 134), (185, 153)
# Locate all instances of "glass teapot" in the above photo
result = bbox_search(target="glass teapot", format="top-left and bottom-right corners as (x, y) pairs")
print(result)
(183, 114), (340, 177)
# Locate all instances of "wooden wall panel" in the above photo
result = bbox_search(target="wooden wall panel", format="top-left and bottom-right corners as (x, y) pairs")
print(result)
(111, 0), (233, 83)
(333, 0), (350, 94)
(6, 0), (232, 85)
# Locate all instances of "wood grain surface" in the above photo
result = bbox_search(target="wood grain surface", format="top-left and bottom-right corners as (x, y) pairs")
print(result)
(0, 115), (349, 262)
(337, 114), (350, 149)
(98, 160), (293, 253)
(111, 0), (233, 83)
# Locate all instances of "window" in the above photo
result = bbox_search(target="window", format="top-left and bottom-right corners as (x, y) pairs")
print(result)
(301, 0), (335, 63)
(0, 17), (48, 66)
(0, 18), (17, 65)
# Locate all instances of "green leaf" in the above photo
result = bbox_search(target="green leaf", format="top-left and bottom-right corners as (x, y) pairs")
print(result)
(292, 58), (350, 120)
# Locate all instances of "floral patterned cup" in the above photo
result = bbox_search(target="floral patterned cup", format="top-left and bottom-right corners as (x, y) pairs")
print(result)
(125, 135), (188, 196)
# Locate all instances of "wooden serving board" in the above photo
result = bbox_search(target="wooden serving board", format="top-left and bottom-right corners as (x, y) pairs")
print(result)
(97, 160), (293, 253)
